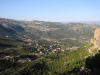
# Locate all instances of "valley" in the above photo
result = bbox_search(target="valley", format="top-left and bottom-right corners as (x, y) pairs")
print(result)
(0, 18), (100, 75)
(1, 0), (100, 74)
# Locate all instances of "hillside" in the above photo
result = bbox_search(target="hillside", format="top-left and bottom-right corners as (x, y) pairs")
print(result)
(0, 18), (100, 74)
(0, 28), (100, 75)
(0, 18), (99, 47)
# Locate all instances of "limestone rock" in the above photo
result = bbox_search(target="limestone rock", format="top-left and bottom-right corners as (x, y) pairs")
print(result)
(94, 28), (100, 49)
(94, 28), (100, 40)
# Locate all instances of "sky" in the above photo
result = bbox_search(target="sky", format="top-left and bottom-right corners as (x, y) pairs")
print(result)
(0, 0), (100, 22)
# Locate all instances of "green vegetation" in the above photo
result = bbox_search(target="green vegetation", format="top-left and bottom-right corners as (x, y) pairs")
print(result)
(0, 18), (100, 75)
(0, 38), (98, 75)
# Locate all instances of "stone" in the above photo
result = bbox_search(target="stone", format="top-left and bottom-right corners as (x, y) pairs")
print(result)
(94, 28), (100, 49)
(94, 28), (100, 40)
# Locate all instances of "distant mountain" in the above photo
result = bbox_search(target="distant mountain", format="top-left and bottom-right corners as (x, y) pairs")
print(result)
(65, 21), (100, 25)
(78, 21), (100, 25)
(0, 18), (99, 47)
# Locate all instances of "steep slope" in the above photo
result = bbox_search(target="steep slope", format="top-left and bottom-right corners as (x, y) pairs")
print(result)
(0, 18), (25, 40)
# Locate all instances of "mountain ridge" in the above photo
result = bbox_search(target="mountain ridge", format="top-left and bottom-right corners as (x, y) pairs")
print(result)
(0, 17), (99, 47)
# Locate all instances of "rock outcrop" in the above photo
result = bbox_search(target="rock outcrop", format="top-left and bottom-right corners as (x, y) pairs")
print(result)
(94, 28), (100, 49)
(94, 28), (100, 40)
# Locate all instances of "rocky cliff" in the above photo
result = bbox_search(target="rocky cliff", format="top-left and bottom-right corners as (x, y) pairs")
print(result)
(93, 28), (100, 49)
(94, 28), (100, 40)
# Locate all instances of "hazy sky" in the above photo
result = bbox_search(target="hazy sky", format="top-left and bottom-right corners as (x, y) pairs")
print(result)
(0, 0), (100, 22)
